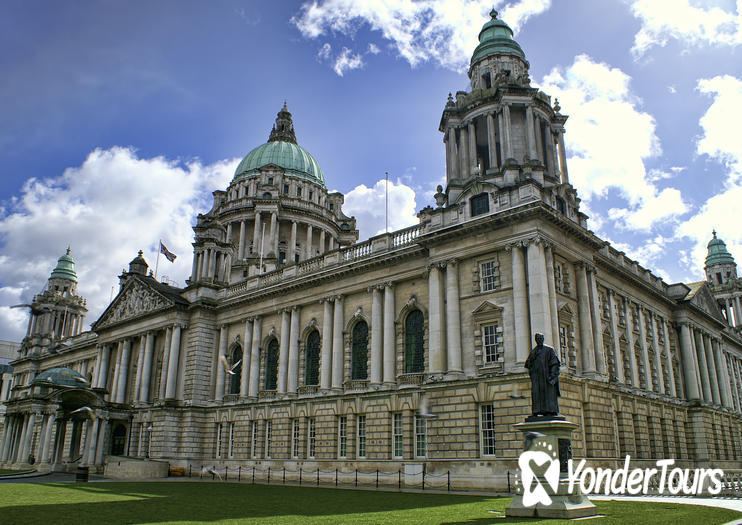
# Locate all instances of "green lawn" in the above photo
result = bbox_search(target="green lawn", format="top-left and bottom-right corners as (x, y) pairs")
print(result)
(0, 482), (739, 524)
(0, 468), (33, 476)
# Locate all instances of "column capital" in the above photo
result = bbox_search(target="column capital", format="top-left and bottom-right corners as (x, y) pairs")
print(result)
(383, 281), (394, 289)
(333, 294), (344, 302)
(291, 305), (301, 313)
(319, 296), (334, 305)
(444, 258), (459, 267)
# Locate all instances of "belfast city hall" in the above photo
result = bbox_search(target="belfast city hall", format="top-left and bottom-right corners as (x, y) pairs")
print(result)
(1, 12), (741, 488)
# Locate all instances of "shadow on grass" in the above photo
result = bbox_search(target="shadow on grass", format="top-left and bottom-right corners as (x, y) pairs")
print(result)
(0, 482), (499, 524)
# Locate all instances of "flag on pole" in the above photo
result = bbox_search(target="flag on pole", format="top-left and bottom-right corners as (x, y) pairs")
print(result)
(160, 241), (177, 262)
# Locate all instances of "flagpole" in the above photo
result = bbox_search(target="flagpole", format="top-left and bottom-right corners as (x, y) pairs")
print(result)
(385, 171), (389, 233)
(154, 239), (161, 280)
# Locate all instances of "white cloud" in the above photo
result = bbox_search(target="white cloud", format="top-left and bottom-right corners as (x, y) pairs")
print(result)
(538, 54), (687, 232)
(292, 0), (551, 72)
(333, 47), (364, 76)
(343, 177), (418, 239)
(368, 42), (380, 54)
(318, 42), (332, 60)
(630, 0), (742, 57)
(675, 74), (742, 274)
(0, 147), (237, 341)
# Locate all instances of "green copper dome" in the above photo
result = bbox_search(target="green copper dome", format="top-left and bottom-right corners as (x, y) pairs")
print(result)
(706, 231), (736, 266)
(32, 367), (89, 388)
(470, 10), (525, 64)
(50, 248), (78, 282)
(233, 104), (326, 188)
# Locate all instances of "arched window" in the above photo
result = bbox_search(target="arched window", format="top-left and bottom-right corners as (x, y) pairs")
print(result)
(405, 310), (424, 373)
(265, 339), (279, 390)
(228, 345), (242, 395)
(351, 321), (368, 380)
(305, 330), (320, 386)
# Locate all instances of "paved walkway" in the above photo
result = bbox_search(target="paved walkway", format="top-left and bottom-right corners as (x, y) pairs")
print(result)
(591, 494), (742, 513)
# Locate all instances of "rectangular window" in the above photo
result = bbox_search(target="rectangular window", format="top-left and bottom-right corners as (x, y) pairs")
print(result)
(283, 183), (289, 195)
(250, 420), (257, 458)
(559, 325), (569, 365)
(296, 186), (302, 197)
(357, 415), (366, 458)
(309, 190), (313, 201)
(470, 193), (489, 216)
(228, 422), (235, 458)
(338, 416), (347, 458)
(482, 324), (503, 364)
(393, 413), (403, 458)
(480, 405), (496, 456)
(307, 418), (316, 459)
(292, 419), (300, 459)
(329, 202), (334, 211)
(264, 420), (272, 459)
(216, 423), (223, 458)
(480, 260), (500, 291)
(415, 415), (426, 457)
(267, 177), (273, 185)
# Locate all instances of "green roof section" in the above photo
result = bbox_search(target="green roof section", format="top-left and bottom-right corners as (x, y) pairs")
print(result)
(706, 230), (736, 266)
(233, 104), (326, 188)
(50, 247), (78, 282)
(470, 10), (525, 64)
(32, 367), (89, 388)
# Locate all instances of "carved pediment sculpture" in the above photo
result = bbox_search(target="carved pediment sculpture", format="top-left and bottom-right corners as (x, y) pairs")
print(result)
(96, 280), (171, 329)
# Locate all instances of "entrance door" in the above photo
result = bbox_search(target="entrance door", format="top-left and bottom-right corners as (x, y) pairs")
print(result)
(111, 423), (127, 456)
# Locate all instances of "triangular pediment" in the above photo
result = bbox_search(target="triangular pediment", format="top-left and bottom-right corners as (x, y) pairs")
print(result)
(472, 300), (504, 317)
(93, 277), (174, 330)
(688, 282), (726, 323)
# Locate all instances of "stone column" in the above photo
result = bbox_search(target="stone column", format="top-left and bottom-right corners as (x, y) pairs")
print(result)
(459, 126), (469, 178)
(165, 324), (182, 399)
(725, 299), (733, 326)
(321, 299), (333, 390)
(526, 239), (553, 347)
(650, 315), (665, 394)
(278, 310), (291, 394)
(712, 338), (732, 408)
(140, 332), (155, 402)
(208, 248), (217, 278)
(133, 335), (146, 403)
(502, 104), (513, 160)
(94, 419), (107, 465)
(288, 306), (300, 393)
(428, 263), (445, 374)
(557, 130), (569, 183)
(332, 296), (344, 389)
(703, 333), (720, 405)
(41, 413), (56, 464)
(447, 127), (459, 179)
(525, 104), (537, 160)
(510, 243), (530, 366)
(305, 225), (313, 260)
(110, 342), (121, 401)
(607, 291), (625, 383)
(370, 286), (383, 385)
(117, 339), (132, 403)
(252, 212), (262, 256)
(486, 113), (497, 169)
(445, 260), (463, 374)
(661, 322), (677, 397)
(290, 221), (297, 263)
(467, 121), (477, 174)
(545, 245), (560, 350)
(383, 283), (396, 384)
(734, 296), (742, 327)
(248, 317), (262, 397)
(269, 212), (278, 255)
(693, 329), (712, 402)
(215, 325), (228, 401)
(158, 328), (172, 401)
(0, 417), (12, 463)
(241, 318), (253, 397)
(319, 230), (326, 255)
(636, 307), (652, 390)
(20, 412), (36, 463)
(575, 262), (596, 375)
(587, 267), (606, 376)
(329, 236), (335, 251)
(95, 344), (110, 388)
(444, 127), (453, 180)
(497, 112), (506, 164)
(238, 220), (246, 259)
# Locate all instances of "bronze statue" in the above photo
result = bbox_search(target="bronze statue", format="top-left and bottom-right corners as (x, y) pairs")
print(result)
(525, 333), (561, 419)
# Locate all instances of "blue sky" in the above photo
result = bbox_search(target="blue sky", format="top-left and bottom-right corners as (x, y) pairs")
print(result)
(1, 0), (742, 341)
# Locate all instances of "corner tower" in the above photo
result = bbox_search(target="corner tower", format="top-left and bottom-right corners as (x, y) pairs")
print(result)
(23, 248), (88, 355)
(189, 104), (359, 286)
(438, 10), (583, 226)
(705, 230), (742, 329)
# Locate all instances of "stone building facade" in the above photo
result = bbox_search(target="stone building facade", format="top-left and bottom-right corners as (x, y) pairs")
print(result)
(1, 12), (741, 485)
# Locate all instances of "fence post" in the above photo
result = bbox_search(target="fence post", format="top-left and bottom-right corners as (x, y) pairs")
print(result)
(355, 469), (358, 487)
(238, 466), (241, 482)
(507, 471), (511, 493)
(200, 465), (203, 479)
(189, 465), (192, 478)
(376, 469), (379, 489)
(448, 471), (451, 492)
(283, 467), (286, 484)
(299, 467), (302, 486)
(335, 468), (338, 487)
(268, 467), (271, 484)
(252, 466), (255, 484)
(398, 470), (401, 490)
(422, 468), (425, 490)
(316, 468), (319, 486)
(225, 466), (228, 481)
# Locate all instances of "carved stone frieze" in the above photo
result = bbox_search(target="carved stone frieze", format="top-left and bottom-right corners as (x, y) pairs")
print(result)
(97, 281), (171, 328)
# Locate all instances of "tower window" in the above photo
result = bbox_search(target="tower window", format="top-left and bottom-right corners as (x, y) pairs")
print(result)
(482, 72), (492, 89)
(717, 272), (722, 285)
(267, 177), (273, 185)
(283, 184), (289, 194)
(351, 321), (369, 380)
(296, 186), (302, 197)
(470, 193), (489, 216)
(309, 190), (313, 201)
(329, 203), (334, 212)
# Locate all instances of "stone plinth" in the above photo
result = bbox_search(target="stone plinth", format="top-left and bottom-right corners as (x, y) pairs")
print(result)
(506, 418), (597, 519)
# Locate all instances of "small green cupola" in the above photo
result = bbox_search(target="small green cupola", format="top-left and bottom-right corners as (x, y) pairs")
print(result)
(470, 10), (526, 65)
(705, 230), (737, 285)
(50, 247), (78, 283)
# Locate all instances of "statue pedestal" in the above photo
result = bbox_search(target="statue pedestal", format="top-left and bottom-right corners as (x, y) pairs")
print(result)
(506, 418), (597, 519)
